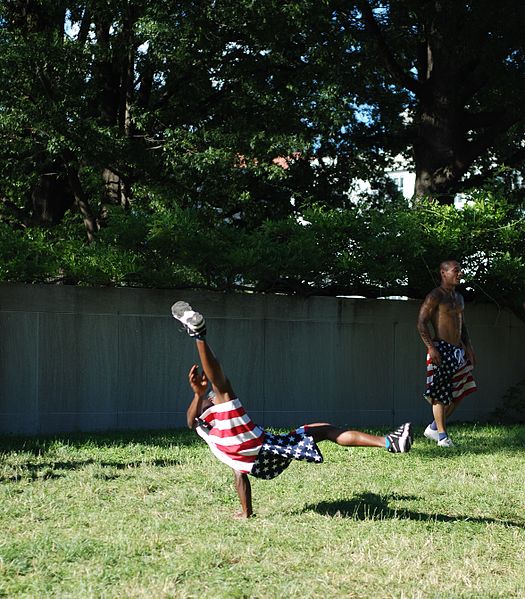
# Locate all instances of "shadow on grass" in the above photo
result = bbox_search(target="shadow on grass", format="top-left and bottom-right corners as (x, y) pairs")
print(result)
(303, 492), (525, 528)
(0, 456), (182, 483)
(0, 429), (210, 483)
(2, 425), (523, 454)
(0, 428), (200, 455)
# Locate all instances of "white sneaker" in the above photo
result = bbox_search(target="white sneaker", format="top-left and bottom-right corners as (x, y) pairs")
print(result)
(386, 422), (413, 453)
(424, 424), (440, 442)
(437, 436), (454, 447)
(171, 301), (206, 337)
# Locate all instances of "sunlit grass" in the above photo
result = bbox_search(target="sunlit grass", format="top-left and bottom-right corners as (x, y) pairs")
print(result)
(1, 425), (524, 598)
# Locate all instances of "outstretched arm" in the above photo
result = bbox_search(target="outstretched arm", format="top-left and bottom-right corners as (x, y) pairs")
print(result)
(233, 470), (253, 518)
(186, 364), (212, 429)
(417, 291), (441, 366)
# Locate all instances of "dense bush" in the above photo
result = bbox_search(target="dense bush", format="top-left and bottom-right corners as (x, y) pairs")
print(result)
(1, 193), (523, 319)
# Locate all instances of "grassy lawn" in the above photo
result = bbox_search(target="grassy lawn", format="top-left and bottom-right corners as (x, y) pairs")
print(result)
(1, 424), (524, 598)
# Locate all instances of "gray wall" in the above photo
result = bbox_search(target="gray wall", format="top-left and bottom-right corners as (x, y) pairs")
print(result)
(1, 283), (523, 435)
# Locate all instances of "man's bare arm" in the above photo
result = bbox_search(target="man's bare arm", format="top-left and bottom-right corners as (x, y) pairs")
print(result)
(186, 392), (212, 429)
(186, 364), (212, 428)
(233, 470), (253, 518)
(417, 291), (442, 365)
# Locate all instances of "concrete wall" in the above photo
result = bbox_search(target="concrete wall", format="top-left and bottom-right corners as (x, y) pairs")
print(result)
(1, 283), (523, 435)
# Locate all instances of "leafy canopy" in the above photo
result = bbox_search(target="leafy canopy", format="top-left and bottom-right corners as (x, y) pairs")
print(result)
(0, 1), (524, 319)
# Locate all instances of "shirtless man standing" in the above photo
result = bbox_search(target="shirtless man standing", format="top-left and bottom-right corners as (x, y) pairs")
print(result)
(417, 260), (477, 447)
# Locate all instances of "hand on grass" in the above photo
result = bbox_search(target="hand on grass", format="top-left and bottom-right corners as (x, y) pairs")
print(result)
(233, 510), (253, 520)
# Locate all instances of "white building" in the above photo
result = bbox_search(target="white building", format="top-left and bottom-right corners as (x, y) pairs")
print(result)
(385, 157), (416, 199)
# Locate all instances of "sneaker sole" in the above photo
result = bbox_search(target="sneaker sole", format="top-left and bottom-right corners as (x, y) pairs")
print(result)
(399, 423), (413, 452)
(171, 301), (205, 332)
(388, 422), (412, 453)
(437, 440), (454, 448)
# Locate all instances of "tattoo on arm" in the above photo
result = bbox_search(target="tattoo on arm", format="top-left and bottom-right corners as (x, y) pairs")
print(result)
(418, 326), (434, 349)
(417, 293), (439, 349)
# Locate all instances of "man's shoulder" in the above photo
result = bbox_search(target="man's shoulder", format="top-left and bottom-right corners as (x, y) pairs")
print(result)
(423, 286), (465, 310)
(424, 287), (444, 303)
(427, 286), (442, 296)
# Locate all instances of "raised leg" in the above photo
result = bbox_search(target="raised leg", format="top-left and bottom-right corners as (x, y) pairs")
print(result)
(172, 301), (235, 402)
(194, 338), (236, 400)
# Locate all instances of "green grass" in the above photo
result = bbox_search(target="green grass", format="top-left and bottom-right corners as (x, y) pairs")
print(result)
(1, 424), (524, 598)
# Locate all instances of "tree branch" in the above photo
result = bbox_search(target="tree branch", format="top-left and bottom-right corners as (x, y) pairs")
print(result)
(64, 164), (98, 242)
(0, 197), (31, 226)
(463, 110), (511, 131)
(358, 0), (422, 96)
(460, 110), (524, 168)
(458, 145), (525, 191)
(78, 3), (92, 45)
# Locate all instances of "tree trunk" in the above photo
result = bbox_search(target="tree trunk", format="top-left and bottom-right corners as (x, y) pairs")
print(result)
(360, 0), (524, 204)
(101, 168), (130, 210)
(120, 5), (136, 138)
(92, 7), (135, 214)
(94, 17), (119, 126)
(413, 103), (465, 204)
(30, 170), (75, 225)
(66, 166), (98, 242)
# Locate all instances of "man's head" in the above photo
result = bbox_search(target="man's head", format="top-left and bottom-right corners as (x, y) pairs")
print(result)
(440, 260), (462, 287)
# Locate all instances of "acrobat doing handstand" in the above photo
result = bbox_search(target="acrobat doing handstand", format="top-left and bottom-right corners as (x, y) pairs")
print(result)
(172, 301), (413, 518)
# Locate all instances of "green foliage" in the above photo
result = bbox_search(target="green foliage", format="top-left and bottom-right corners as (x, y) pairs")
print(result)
(0, 1), (524, 318)
(1, 192), (523, 320)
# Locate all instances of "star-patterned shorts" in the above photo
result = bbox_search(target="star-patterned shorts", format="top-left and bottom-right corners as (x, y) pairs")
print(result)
(424, 340), (468, 406)
(250, 427), (324, 480)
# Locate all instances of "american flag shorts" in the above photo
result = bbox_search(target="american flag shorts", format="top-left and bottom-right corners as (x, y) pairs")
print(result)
(250, 427), (324, 480)
(424, 340), (477, 405)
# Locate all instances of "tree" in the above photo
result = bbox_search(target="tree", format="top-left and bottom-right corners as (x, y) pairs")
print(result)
(357, 0), (525, 203)
(0, 1), (524, 322)
(0, 1), (375, 238)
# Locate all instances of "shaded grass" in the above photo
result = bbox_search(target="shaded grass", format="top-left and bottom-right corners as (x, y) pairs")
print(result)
(1, 424), (524, 598)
